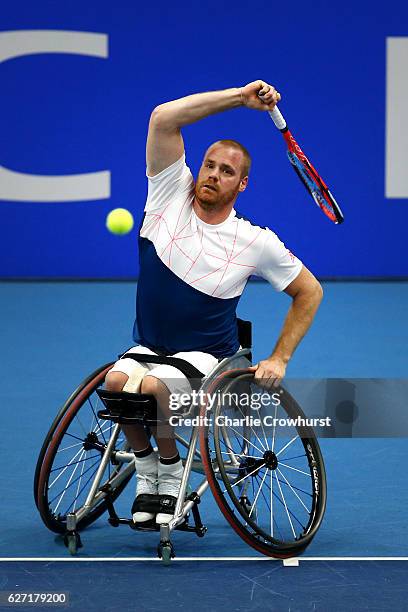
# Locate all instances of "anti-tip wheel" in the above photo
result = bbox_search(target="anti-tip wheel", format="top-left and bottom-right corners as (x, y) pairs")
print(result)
(64, 532), (82, 556)
(158, 542), (175, 566)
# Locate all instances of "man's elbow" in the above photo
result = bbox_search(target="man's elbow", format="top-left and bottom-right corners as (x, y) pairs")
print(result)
(312, 280), (323, 306)
(150, 104), (173, 129)
(150, 105), (165, 125)
(297, 278), (323, 307)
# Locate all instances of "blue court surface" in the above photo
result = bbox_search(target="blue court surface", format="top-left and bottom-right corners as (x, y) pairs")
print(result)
(1, 280), (407, 610)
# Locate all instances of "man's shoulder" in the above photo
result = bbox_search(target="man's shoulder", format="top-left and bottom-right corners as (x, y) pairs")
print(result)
(234, 210), (269, 232)
(144, 155), (194, 213)
(147, 154), (192, 185)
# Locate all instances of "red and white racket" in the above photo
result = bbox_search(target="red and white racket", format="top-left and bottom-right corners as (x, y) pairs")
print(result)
(267, 105), (344, 224)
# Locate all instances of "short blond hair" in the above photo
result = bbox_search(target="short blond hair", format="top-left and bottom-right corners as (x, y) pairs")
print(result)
(209, 139), (251, 178)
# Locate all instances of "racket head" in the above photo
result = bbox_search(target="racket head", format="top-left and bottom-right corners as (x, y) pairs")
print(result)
(285, 133), (344, 224)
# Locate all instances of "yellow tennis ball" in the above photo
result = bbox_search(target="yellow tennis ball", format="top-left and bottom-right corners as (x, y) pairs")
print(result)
(106, 208), (134, 235)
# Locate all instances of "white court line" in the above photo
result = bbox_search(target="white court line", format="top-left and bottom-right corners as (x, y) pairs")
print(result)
(0, 557), (407, 562)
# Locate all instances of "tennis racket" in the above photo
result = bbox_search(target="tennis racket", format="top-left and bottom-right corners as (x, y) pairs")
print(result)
(266, 105), (344, 224)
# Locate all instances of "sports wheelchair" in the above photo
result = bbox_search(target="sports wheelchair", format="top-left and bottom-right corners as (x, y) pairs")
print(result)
(34, 321), (326, 563)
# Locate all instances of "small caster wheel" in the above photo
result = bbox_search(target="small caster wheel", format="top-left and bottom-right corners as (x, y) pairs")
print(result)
(158, 541), (175, 566)
(64, 532), (83, 556)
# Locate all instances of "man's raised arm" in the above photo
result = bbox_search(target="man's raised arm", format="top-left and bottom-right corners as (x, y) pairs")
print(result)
(146, 80), (281, 176)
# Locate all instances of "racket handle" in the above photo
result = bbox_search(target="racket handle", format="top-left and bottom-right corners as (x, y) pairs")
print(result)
(268, 106), (287, 131)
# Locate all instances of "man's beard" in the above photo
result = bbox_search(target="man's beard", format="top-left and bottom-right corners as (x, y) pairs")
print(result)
(195, 182), (238, 210)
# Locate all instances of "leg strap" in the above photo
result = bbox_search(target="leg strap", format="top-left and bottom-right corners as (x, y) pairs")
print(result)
(118, 353), (205, 392)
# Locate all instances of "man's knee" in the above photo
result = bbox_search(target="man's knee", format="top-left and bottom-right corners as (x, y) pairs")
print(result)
(141, 375), (168, 398)
(105, 370), (129, 392)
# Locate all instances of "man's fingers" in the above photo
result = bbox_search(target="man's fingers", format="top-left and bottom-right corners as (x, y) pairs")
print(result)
(255, 368), (275, 387)
(258, 84), (271, 96)
(258, 87), (274, 100)
(258, 88), (281, 111)
(250, 360), (284, 389)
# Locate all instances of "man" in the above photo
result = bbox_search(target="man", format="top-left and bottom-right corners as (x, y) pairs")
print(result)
(105, 79), (323, 526)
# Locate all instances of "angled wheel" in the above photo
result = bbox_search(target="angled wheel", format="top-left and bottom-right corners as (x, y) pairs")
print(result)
(200, 369), (326, 558)
(35, 363), (135, 534)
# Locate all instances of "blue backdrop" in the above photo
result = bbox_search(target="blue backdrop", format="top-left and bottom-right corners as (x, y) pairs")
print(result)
(1, 0), (407, 278)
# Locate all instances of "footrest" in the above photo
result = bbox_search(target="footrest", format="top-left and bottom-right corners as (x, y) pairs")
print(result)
(96, 389), (159, 424)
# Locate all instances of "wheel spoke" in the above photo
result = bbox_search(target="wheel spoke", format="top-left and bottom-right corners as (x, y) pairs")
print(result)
(279, 462), (310, 477)
(276, 435), (299, 457)
(229, 396), (267, 451)
(263, 474), (306, 531)
(53, 449), (86, 513)
(253, 472), (284, 541)
(227, 462), (266, 491)
(218, 450), (263, 460)
(73, 446), (88, 512)
(51, 454), (101, 473)
(57, 440), (86, 453)
(271, 402), (279, 453)
(48, 447), (85, 488)
(227, 425), (265, 455)
(270, 470), (273, 537)
(274, 471), (297, 539)
(48, 458), (101, 507)
(248, 469), (268, 518)
(277, 468), (310, 513)
(74, 412), (89, 438)
(281, 453), (307, 462)
(87, 396), (107, 445)
(261, 473), (313, 501)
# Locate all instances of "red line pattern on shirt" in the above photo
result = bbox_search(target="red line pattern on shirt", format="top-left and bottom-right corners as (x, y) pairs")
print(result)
(171, 239), (195, 263)
(168, 199), (190, 266)
(183, 242), (204, 280)
(144, 202), (264, 298)
(210, 224), (250, 296)
(217, 273), (252, 297)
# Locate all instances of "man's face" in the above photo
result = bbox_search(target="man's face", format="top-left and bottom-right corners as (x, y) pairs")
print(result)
(195, 144), (248, 210)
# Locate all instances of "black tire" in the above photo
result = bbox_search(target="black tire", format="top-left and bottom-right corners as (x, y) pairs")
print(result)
(35, 363), (134, 534)
(200, 369), (327, 558)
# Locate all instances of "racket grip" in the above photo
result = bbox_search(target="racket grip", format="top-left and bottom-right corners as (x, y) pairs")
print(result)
(268, 106), (287, 131)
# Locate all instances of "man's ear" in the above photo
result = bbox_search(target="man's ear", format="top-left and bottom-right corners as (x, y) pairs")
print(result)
(239, 176), (249, 192)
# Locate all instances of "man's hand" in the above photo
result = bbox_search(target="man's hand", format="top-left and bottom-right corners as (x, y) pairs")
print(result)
(241, 80), (281, 111)
(249, 356), (286, 389)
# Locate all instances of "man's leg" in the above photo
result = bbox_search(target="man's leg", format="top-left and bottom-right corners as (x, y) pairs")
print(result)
(104, 370), (151, 451)
(105, 367), (159, 524)
(139, 375), (184, 525)
(140, 375), (176, 457)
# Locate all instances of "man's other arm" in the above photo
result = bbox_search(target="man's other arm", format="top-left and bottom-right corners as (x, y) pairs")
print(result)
(252, 266), (323, 387)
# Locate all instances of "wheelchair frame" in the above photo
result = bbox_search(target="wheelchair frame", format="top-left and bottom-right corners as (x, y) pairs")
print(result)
(34, 348), (327, 563)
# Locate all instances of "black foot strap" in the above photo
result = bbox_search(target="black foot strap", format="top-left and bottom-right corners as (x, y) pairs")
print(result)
(131, 494), (160, 514)
(158, 495), (177, 514)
